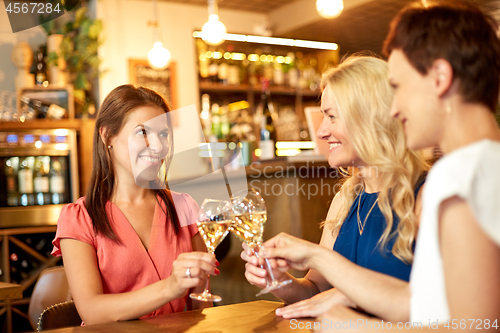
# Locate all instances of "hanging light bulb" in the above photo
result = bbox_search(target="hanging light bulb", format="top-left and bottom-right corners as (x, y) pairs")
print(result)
(316, 0), (344, 19)
(147, 0), (171, 70)
(201, 0), (226, 46)
(148, 42), (171, 70)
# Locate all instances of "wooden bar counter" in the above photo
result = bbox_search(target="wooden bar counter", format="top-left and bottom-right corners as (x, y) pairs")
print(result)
(42, 301), (315, 333)
(0, 282), (22, 301)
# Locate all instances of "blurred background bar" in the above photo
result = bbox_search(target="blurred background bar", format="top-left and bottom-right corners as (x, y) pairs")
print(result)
(1, 0), (499, 331)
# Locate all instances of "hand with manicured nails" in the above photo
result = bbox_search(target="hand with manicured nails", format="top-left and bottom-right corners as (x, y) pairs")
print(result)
(258, 233), (326, 272)
(167, 252), (219, 299)
(240, 242), (289, 289)
(275, 288), (355, 319)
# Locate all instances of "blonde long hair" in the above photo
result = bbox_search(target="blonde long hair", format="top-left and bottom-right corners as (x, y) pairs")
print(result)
(322, 55), (427, 263)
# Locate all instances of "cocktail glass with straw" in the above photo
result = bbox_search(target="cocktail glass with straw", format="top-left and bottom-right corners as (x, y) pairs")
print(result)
(189, 199), (232, 302)
(230, 188), (292, 296)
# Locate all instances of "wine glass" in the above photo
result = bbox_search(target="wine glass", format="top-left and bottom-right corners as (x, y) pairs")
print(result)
(190, 199), (232, 302)
(231, 188), (292, 296)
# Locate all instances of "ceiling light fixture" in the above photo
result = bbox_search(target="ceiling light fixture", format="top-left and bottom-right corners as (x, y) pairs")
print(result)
(147, 0), (171, 70)
(192, 31), (339, 50)
(316, 0), (344, 19)
(201, 0), (227, 46)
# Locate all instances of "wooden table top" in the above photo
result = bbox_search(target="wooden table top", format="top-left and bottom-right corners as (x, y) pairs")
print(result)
(0, 282), (22, 301)
(42, 300), (315, 332)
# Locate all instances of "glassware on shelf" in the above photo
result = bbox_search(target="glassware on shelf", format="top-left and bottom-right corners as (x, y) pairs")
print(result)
(0, 92), (19, 122)
(231, 188), (292, 296)
(190, 199), (232, 302)
(19, 95), (36, 121)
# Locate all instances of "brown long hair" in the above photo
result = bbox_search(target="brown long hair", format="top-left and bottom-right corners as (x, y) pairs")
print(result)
(85, 84), (180, 240)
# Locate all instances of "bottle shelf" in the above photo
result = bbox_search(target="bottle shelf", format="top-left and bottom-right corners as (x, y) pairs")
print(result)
(0, 119), (83, 130)
(199, 82), (320, 97)
(0, 227), (60, 333)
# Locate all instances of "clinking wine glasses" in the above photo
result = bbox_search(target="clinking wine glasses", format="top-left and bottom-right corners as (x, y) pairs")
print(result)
(231, 188), (292, 296)
(190, 199), (232, 302)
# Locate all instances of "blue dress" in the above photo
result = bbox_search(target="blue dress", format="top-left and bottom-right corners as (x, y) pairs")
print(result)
(333, 181), (425, 282)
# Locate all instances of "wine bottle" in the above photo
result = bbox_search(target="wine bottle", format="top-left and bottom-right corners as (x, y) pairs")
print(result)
(208, 56), (219, 84)
(258, 78), (277, 160)
(227, 57), (240, 86)
(211, 103), (222, 140)
(18, 157), (34, 206)
(34, 156), (50, 205)
(220, 105), (230, 140)
(49, 157), (65, 204)
(273, 62), (285, 87)
(35, 45), (48, 86)
(5, 157), (19, 207)
(20, 95), (67, 119)
(218, 61), (229, 85)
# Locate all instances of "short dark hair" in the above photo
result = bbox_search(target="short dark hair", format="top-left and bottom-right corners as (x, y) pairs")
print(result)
(383, 1), (500, 112)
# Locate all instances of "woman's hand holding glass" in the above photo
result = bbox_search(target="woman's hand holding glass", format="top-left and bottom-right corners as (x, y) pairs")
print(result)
(231, 188), (292, 296)
(189, 199), (232, 302)
(168, 251), (218, 300)
(258, 232), (326, 272)
(241, 242), (289, 289)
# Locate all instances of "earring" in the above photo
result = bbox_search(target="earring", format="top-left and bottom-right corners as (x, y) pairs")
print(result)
(108, 145), (112, 149)
(445, 101), (452, 114)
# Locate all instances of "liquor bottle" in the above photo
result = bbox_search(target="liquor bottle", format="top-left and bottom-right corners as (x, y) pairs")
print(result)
(258, 78), (277, 160)
(18, 156), (34, 206)
(273, 62), (285, 87)
(211, 103), (222, 140)
(262, 62), (274, 85)
(20, 96), (67, 119)
(5, 157), (19, 206)
(219, 105), (230, 140)
(284, 52), (297, 89)
(208, 56), (219, 84)
(248, 62), (258, 87)
(34, 156), (50, 205)
(197, 39), (210, 84)
(49, 157), (65, 204)
(35, 45), (48, 86)
(200, 94), (212, 138)
(227, 57), (240, 86)
(218, 60), (229, 85)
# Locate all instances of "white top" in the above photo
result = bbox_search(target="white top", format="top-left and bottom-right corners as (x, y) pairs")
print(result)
(410, 139), (500, 322)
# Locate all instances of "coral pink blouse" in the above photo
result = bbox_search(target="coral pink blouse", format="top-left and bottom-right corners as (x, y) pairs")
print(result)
(52, 192), (199, 318)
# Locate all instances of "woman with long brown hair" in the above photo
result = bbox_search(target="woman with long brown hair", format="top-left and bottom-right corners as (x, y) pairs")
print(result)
(51, 85), (217, 325)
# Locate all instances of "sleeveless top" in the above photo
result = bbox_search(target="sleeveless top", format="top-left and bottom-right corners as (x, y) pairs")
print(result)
(333, 180), (425, 281)
(411, 139), (500, 322)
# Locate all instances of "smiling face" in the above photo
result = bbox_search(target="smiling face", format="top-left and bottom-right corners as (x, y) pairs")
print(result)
(109, 105), (172, 187)
(317, 86), (363, 168)
(388, 49), (445, 150)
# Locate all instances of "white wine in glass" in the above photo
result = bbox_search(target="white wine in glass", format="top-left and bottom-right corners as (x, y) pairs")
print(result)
(231, 211), (266, 246)
(190, 199), (232, 302)
(231, 188), (292, 296)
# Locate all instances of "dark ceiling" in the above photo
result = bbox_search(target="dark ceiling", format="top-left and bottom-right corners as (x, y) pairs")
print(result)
(162, 0), (500, 56)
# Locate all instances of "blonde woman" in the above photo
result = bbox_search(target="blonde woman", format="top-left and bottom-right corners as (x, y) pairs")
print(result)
(242, 55), (427, 321)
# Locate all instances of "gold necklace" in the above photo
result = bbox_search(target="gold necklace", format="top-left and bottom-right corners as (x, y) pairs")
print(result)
(357, 188), (379, 235)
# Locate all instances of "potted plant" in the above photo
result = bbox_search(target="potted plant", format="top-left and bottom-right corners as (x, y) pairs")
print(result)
(42, 2), (104, 117)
